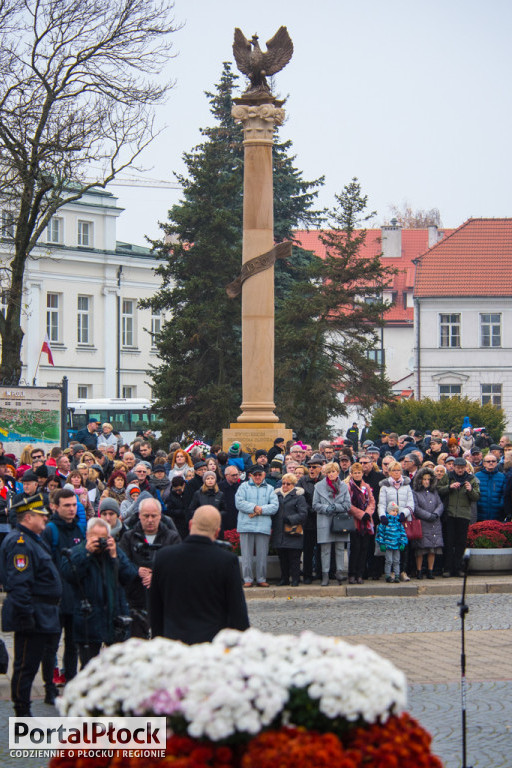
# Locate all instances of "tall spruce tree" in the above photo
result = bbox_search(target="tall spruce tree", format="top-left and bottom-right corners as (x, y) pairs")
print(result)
(145, 63), (323, 443)
(274, 179), (396, 443)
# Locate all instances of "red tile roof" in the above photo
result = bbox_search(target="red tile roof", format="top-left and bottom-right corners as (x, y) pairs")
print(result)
(414, 218), (512, 297)
(294, 227), (452, 325)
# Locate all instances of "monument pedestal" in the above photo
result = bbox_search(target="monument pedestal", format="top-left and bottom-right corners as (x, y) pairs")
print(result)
(222, 423), (292, 454)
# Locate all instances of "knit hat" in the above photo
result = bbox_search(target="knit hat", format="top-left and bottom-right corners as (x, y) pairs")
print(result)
(228, 442), (241, 457)
(203, 471), (217, 482)
(72, 444), (87, 455)
(255, 449), (268, 458)
(126, 483), (140, 496)
(99, 498), (120, 514)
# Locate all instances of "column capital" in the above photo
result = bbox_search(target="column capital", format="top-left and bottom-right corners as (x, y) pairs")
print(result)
(232, 102), (285, 144)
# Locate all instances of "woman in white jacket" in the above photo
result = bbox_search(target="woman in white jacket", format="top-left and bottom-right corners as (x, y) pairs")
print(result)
(377, 462), (415, 581)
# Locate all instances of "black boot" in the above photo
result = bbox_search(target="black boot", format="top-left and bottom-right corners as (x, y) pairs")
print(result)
(44, 685), (58, 705)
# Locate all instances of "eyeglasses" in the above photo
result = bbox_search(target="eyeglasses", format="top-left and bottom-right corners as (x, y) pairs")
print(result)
(484, 460), (497, 464)
(281, 481), (294, 486)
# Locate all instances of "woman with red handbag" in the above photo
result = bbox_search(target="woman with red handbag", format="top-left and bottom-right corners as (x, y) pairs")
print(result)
(412, 467), (444, 579)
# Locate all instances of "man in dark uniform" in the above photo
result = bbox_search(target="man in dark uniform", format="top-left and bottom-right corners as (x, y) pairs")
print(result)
(150, 505), (249, 644)
(0, 494), (62, 716)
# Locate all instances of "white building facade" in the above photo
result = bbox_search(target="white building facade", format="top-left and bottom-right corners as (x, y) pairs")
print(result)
(2, 189), (163, 400)
(414, 218), (512, 431)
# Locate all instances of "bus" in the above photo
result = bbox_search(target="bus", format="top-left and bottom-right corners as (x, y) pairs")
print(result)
(67, 398), (163, 444)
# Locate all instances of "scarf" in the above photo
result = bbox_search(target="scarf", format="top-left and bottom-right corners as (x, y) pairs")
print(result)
(326, 476), (339, 498)
(349, 478), (368, 511)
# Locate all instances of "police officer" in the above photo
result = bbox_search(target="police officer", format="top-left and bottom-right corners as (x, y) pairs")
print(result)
(0, 494), (62, 716)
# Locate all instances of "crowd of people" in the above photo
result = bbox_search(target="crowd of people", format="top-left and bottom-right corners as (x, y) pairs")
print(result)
(0, 417), (511, 716)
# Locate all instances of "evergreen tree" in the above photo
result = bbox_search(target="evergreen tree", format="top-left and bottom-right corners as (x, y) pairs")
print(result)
(274, 179), (396, 443)
(145, 63), (323, 443)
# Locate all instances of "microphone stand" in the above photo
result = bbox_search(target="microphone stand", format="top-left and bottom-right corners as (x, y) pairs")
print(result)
(457, 549), (472, 768)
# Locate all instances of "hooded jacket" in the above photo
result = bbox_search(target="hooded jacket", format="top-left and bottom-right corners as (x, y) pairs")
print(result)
(438, 470), (480, 519)
(411, 468), (444, 550)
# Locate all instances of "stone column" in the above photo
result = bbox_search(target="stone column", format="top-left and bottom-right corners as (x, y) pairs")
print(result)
(232, 100), (284, 423)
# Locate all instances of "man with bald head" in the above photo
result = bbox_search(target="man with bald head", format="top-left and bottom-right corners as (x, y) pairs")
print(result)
(149, 505), (249, 644)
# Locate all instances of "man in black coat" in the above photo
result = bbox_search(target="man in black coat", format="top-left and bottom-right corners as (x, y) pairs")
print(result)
(75, 418), (100, 451)
(149, 505), (249, 644)
(119, 497), (180, 638)
(297, 454), (324, 583)
(218, 466), (242, 534)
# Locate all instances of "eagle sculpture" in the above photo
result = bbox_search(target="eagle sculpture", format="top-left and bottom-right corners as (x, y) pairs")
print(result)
(233, 26), (293, 96)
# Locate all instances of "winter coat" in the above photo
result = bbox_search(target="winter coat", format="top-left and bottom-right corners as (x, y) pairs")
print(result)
(119, 522), (180, 609)
(377, 476), (414, 521)
(271, 487), (308, 550)
(312, 476), (352, 544)
(217, 479), (241, 532)
(42, 513), (85, 614)
(165, 489), (190, 540)
(393, 442), (417, 462)
(297, 474), (322, 530)
(375, 514), (408, 550)
(438, 471), (480, 520)
(474, 467), (506, 521)
(235, 479), (279, 534)
(459, 433), (475, 452)
(189, 488), (225, 516)
(411, 469), (444, 550)
(345, 478), (375, 534)
(97, 432), (119, 449)
(61, 541), (137, 644)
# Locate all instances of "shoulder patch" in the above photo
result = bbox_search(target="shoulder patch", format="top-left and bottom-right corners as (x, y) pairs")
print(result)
(14, 554), (28, 571)
(16, 535), (24, 544)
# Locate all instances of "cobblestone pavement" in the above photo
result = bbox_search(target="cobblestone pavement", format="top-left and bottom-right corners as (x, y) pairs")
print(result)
(0, 593), (510, 768)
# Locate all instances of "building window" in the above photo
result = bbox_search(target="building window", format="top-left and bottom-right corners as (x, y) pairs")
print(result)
(122, 385), (135, 398)
(122, 299), (135, 347)
(439, 314), (460, 348)
(77, 220), (93, 246)
(367, 348), (385, 366)
(77, 385), (90, 399)
(439, 384), (461, 399)
(46, 292), (60, 343)
(481, 384), (502, 407)
(77, 295), (91, 344)
(151, 310), (161, 349)
(1, 210), (14, 239)
(480, 313), (501, 348)
(47, 217), (63, 244)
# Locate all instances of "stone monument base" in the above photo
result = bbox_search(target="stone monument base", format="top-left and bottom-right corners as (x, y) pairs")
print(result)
(222, 423), (293, 455)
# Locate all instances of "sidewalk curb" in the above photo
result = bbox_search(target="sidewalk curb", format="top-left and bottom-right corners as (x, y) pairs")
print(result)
(243, 575), (512, 599)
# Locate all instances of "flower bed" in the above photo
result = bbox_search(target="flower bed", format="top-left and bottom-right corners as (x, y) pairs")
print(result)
(50, 628), (443, 767)
(467, 521), (512, 549)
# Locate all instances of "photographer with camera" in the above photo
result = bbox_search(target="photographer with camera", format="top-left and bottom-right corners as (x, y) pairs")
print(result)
(119, 498), (180, 638)
(61, 517), (137, 667)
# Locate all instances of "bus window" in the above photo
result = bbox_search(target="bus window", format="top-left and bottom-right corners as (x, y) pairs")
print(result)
(108, 411), (130, 433)
(131, 411), (150, 432)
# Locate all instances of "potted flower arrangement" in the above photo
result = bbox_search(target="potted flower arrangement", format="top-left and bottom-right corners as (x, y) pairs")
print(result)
(467, 521), (512, 572)
(49, 628), (443, 768)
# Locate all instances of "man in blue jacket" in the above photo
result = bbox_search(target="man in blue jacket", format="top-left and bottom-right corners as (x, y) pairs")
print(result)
(475, 455), (506, 521)
(235, 465), (278, 587)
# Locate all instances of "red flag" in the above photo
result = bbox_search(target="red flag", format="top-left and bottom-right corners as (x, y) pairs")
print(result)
(41, 334), (54, 366)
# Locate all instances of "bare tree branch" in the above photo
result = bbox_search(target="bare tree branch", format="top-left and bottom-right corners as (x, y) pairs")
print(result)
(0, 0), (178, 380)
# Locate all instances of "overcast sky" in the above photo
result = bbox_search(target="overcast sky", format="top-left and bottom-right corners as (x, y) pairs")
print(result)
(113, 0), (512, 246)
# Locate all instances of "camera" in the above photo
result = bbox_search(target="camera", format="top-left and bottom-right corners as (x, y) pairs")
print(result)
(113, 614), (133, 642)
(80, 598), (93, 616)
(97, 537), (108, 551)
